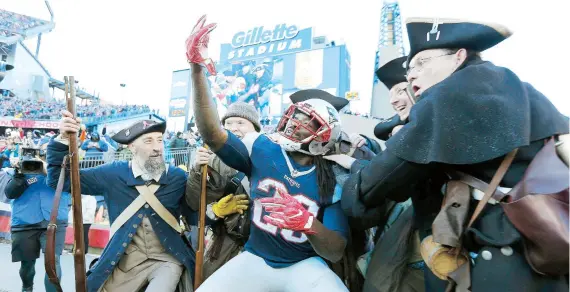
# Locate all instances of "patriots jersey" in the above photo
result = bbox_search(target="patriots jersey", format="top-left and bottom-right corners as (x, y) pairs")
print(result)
(216, 131), (349, 268)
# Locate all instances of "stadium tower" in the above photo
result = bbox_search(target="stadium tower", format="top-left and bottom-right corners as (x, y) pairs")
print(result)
(369, 0), (405, 119)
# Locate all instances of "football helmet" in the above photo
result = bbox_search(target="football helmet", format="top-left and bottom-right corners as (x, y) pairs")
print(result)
(275, 98), (342, 155)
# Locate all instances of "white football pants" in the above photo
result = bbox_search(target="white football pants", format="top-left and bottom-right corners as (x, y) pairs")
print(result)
(197, 251), (348, 292)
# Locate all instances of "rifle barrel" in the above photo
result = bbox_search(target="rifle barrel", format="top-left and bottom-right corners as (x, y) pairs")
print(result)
(66, 76), (87, 292)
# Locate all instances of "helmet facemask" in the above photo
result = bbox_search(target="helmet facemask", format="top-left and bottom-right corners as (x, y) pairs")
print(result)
(276, 100), (341, 156)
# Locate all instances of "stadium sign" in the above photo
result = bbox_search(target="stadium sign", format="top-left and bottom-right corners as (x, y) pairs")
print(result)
(220, 24), (313, 63)
(0, 118), (60, 129)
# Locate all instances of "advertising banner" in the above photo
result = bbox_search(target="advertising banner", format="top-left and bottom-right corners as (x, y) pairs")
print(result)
(220, 24), (313, 63)
(0, 118), (60, 129)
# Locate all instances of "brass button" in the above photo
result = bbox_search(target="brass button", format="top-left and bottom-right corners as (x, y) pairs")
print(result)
(122, 243), (127, 247)
(145, 204), (149, 208)
(481, 250), (492, 261)
(133, 224), (138, 228)
(128, 233), (133, 238)
(138, 214), (143, 218)
(501, 246), (513, 256)
(111, 261), (116, 265)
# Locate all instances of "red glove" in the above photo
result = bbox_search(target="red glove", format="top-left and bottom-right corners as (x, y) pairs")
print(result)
(259, 189), (316, 235)
(185, 15), (217, 75)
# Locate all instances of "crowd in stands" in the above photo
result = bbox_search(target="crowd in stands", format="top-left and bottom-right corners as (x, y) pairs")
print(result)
(0, 8), (51, 36)
(0, 125), (202, 171)
(0, 96), (152, 120)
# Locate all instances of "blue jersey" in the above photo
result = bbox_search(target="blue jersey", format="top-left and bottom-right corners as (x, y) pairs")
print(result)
(216, 131), (349, 268)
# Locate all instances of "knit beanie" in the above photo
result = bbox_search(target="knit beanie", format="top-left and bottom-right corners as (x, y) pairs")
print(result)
(221, 102), (261, 132)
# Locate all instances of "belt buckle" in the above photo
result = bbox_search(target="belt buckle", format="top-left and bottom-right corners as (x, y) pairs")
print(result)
(230, 176), (241, 188)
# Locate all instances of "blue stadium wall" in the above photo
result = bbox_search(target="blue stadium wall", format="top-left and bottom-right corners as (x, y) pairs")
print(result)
(279, 45), (351, 98)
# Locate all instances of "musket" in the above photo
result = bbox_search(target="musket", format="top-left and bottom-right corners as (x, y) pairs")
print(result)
(45, 76), (87, 292)
(194, 145), (209, 289)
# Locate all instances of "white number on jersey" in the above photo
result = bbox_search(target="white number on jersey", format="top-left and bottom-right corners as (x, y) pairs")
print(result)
(252, 178), (320, 243)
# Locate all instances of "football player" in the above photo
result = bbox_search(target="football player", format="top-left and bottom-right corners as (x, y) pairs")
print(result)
(186, 15), (349, 292)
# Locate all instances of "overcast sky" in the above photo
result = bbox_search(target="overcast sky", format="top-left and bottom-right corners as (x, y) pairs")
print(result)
(2, 0), (567, 116)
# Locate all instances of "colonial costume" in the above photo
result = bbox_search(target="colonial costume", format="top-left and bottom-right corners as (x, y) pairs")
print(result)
(46, 120), (195, 292)
(342, 18), (569, 291)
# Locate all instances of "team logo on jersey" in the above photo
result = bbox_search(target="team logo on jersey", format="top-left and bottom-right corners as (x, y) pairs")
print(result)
(26, 177), (38, 185)
(283, 174), (300, 188)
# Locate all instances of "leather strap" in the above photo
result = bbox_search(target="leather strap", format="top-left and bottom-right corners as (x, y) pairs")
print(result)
(109, 184), (182, 238)
(224, 172), (246, 196)
(466, 149), (518, 229)
(45, 155), (69, 292)
(452, 171), (507, 202)
(135, 185), (182, 233)
(109, 195), (146, 238)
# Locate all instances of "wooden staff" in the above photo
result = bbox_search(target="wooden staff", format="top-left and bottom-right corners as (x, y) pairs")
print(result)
(67, 76), (87, 292)
(194, 145), (209, 289)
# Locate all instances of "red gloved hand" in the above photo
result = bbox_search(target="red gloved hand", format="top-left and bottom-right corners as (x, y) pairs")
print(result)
(260, 189), (316, 234)
(185, 15), (217, 75)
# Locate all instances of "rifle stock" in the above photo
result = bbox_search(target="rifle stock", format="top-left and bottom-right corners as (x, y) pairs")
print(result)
(194, 145), (209, 289)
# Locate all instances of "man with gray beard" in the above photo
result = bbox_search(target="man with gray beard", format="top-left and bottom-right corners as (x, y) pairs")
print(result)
(46, 111), (195, 292)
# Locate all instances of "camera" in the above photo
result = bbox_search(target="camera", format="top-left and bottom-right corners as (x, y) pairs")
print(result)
(18, 147), (44, 174)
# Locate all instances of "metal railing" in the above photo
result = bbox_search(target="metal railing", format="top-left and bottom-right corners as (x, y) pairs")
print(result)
(78, 147), (196, 171)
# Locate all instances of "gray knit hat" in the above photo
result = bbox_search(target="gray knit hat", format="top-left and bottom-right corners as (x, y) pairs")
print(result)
(221, 102), (261, 132)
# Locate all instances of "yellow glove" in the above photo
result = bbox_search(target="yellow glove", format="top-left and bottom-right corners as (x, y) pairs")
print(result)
(212, 194), (249, 218)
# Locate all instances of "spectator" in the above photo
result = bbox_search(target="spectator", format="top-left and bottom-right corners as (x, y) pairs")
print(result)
(169, 132), (187, 149)
(22, 131), (38, 148)
(1, 138), (18, 169)
(68, 195), (97, 254)
(80, 133), (108, 161)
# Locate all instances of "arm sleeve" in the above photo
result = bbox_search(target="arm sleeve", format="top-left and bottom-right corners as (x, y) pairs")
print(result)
(213, 130), (255, 176)
(341, 150), (434, 217)
(99, 141), (109, 152)
(46, 138), (108, 195)
(322, 202), (350, 240)
(5, 173), (28, 199)
(80, 141), (89, 150)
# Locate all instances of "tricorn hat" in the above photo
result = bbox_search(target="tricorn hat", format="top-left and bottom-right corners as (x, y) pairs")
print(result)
(112, 120), (166, 144)
(405, 17), (512, 65)
(375, 56), (408, 90)
(289, 89), (349, 112)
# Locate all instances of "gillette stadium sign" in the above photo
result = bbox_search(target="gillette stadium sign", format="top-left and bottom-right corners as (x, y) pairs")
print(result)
(219, 24), (313, 63)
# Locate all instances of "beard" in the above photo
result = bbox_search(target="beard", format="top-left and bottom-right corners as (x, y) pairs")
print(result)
(144, 157), (165, 175)
(133, 151), (165, 181)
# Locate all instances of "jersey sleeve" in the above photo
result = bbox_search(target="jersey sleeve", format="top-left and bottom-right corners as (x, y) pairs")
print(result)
(322, 202), (350, 240)
(214, 130), (262, 177)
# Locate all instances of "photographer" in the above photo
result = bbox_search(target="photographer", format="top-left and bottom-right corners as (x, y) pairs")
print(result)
(4, 149), (71, 292)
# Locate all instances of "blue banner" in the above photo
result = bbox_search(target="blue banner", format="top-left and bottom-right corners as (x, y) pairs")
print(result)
(169, 70), (191, 117)
(220, 25), (313, 63)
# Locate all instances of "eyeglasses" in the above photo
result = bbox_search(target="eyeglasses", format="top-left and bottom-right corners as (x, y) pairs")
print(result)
(406, 53), (454, 76)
